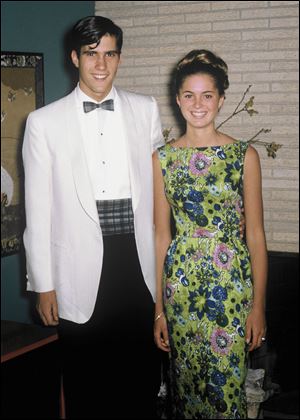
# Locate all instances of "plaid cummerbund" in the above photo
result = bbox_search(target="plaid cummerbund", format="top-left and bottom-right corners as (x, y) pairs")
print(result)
(96, 198), (134, 236)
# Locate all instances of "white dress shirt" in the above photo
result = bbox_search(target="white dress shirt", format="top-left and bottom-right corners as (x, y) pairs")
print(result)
(75, 84), (131, 200)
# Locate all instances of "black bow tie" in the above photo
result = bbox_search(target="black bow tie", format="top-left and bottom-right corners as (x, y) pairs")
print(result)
(83, 99), (114, 113)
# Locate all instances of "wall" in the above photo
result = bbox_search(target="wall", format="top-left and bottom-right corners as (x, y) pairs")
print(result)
(95, 0), (299, 253)
(1, 1), (95, 323)
(2, 0), (299, 323)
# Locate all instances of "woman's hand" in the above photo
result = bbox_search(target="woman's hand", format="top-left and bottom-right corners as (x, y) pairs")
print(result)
(245, 307), (266, 351)
(154, 313), (170, 352)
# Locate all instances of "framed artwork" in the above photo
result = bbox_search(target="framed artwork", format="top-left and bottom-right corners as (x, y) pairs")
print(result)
(1, 52), (44, 256)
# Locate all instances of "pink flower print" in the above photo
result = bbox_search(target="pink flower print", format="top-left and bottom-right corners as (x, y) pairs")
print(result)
(170, 160), (182, 172)
(213, 243), (233, 270)
(193, 228), (215, 238)
(211, 328), (232, 355)
(192, 250), (204, 262)
(192, 332), (202, 345)
(164, 281), (175, 304)
(235, 199), (243, 215)
(189, 153), (211, 176)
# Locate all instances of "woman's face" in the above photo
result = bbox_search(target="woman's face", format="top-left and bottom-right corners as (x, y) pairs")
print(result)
(176, 73), (224, 130)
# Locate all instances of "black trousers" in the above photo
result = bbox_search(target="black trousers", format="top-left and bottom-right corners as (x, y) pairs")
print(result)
(58, 234), (161, 419)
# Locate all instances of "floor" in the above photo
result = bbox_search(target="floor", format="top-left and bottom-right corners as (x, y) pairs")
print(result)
(262, 389), (299, 419)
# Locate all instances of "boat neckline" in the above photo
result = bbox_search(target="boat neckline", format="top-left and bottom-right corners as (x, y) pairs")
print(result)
(166, 141), (239, 150)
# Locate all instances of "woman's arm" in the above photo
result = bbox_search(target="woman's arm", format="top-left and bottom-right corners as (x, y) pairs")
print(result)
(243, 145), (268, 351)
(153, 151), (172, 352)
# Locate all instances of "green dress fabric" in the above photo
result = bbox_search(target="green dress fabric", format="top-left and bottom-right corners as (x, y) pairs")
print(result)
(158, 141), (253, 419)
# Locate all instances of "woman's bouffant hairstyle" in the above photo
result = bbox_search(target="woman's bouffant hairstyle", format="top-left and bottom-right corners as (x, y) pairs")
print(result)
(71, 16), (123, 57)
(174, 50), (229, 97)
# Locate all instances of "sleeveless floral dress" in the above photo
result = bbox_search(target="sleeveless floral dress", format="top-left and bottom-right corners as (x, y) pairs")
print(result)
(158, 141), (253, 419)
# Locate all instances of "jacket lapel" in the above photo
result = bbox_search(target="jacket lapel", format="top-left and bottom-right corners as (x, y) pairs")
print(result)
(66, 91), (100, 227)
(116, 88), (141, 212)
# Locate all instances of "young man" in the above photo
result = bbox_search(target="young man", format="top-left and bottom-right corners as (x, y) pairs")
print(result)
(23, 16), (163, 419)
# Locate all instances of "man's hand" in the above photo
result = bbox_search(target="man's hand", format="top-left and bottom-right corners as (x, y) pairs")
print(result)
(239, 212), (246, 239)
(37, 290), (59, 326)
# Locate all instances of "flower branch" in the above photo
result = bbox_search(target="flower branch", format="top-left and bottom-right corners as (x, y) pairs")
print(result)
(216, 85), (257, 130)
(217, 84), (282, 158)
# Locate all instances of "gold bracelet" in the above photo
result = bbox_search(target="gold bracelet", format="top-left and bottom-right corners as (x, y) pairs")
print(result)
(154, 311), (165, 322)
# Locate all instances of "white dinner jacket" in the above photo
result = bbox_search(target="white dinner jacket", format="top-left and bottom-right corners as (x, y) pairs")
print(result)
(22, 87), (164, 323)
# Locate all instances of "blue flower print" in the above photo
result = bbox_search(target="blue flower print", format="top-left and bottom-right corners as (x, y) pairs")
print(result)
(212, 286), (228, 301)
(187, 189), (204, 202)
(211, 370), (227, 387)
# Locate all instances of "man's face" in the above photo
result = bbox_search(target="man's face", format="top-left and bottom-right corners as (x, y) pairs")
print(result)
(71, 34), (121, 102)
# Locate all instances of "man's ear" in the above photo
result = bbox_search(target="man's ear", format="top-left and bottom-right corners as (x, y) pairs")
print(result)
(71, 50), (79, 68)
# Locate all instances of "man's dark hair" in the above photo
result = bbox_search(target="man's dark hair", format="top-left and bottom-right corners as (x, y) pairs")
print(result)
(71, 16), (123, 56)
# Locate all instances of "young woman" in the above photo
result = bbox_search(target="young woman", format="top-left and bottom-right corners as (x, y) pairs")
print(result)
(153, 50), (268, 419)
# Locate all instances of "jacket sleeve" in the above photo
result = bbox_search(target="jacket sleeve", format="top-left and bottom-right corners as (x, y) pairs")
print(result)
(22, 111), (54, 292)
(150, 96), (164, 152)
